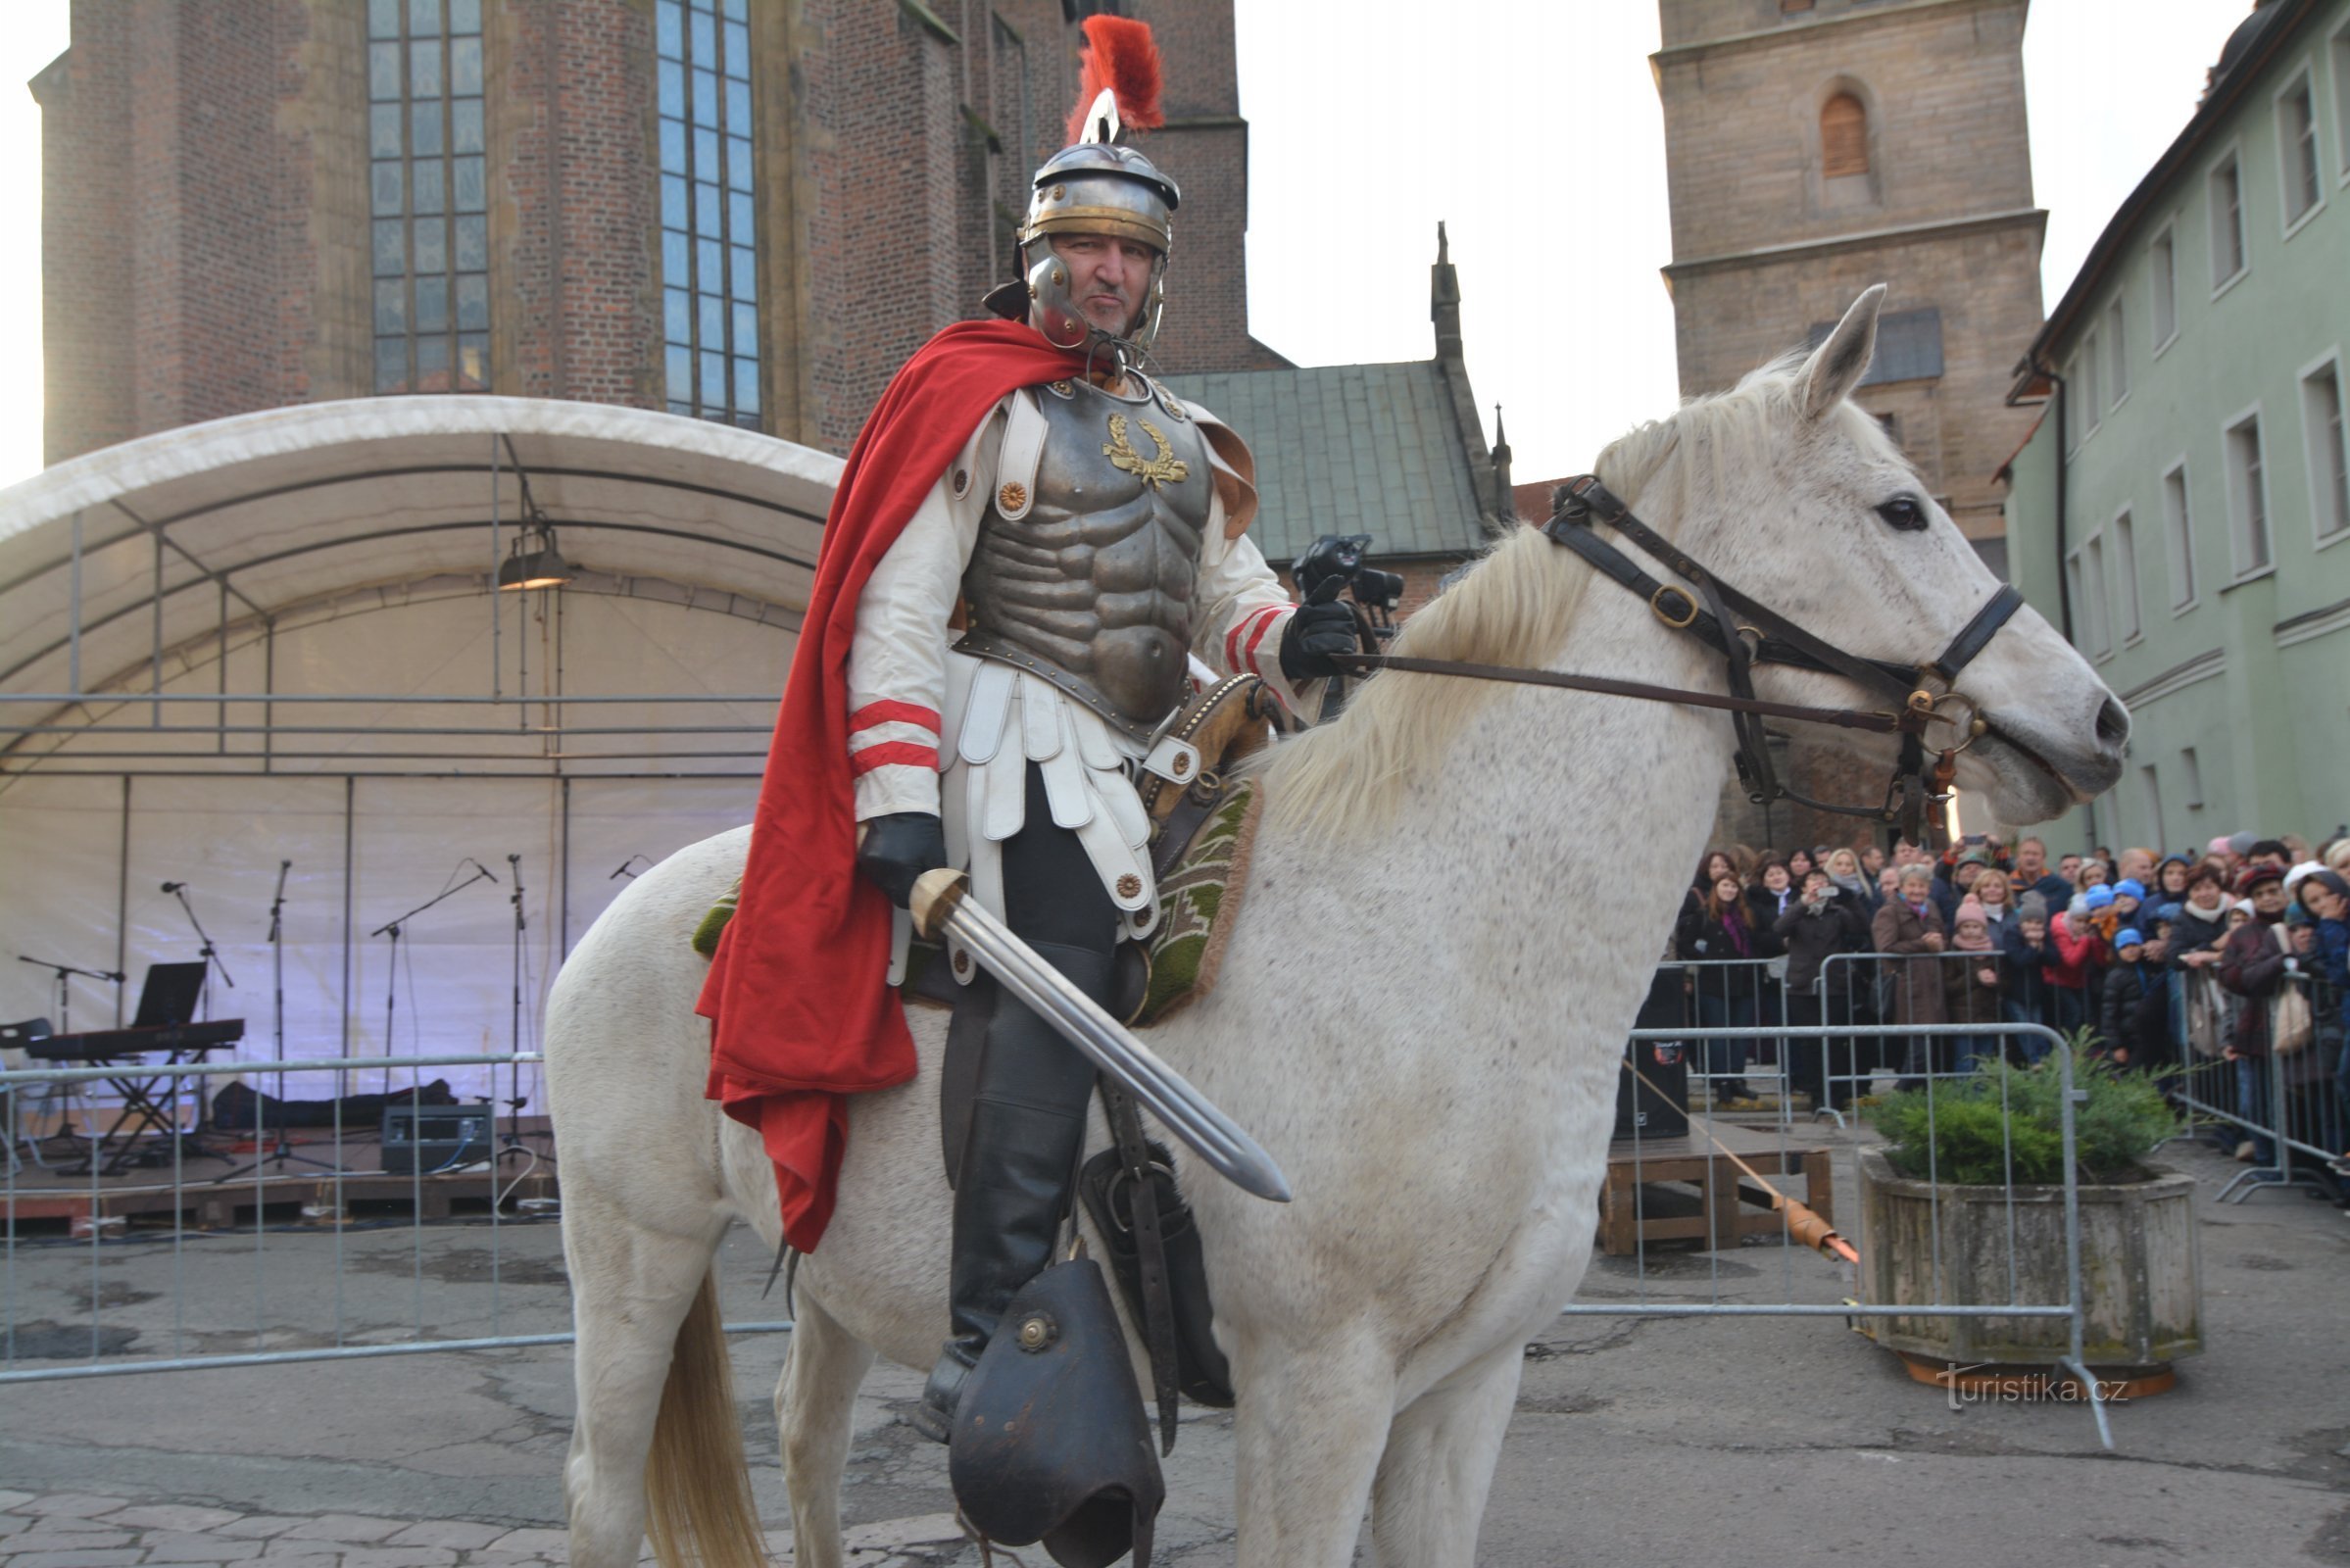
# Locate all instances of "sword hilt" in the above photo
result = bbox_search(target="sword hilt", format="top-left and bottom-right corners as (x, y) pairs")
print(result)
(908, 866), (969, 943)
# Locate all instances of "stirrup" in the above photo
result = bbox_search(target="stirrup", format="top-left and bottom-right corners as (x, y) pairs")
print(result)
(910, 1349), (971, 1445)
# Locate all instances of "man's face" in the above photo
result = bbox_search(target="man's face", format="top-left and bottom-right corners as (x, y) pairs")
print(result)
(1879, 868), (1901, 895)
(1955, 861), (1982, 889)
(2058, 855), (2081, 883)
(1050, 233), (1156, 336)
(2120, 849), (2154, 883)
(2254, 850), (2290, 870)
(2252, 881), (2287, 915)
(2015, 841), (2045, 877)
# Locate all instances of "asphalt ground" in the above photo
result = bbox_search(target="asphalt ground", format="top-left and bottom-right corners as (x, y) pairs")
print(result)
(3, 1128), (2346, 1566)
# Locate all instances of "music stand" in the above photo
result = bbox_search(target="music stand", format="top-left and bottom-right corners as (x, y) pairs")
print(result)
(213, 859), (345, 1182)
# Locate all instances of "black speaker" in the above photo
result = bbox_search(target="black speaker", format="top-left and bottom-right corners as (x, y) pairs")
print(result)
(380, 1103), (491, 1174)
(1614, 968), (1690, 1142)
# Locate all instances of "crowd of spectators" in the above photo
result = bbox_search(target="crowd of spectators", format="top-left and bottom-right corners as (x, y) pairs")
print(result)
(1668, 828), (2350, 1175)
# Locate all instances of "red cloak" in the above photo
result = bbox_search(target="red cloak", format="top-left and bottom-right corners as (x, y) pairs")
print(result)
(698, 319), (1087, 1253)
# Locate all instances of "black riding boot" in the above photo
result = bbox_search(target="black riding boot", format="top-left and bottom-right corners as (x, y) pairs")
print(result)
(910, 940), (1109, 1443)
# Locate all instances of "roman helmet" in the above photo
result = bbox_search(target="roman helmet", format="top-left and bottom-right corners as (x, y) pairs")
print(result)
(985, 18), (1179, 358)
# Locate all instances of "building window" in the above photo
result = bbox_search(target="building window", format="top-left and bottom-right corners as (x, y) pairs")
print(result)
(2081, 328), (2102, 433)
(2210, 151), (2247, 288)
(2162, 461), (2196, 609)
(2113, 508), (2141, 642)
(657, 0), (761, 428)
(2070, 530), (2111, 658)
(2138, 764), (2164, 849)
(2225, 411), (2271, 575)
(368, 0), (489, 396)
(1821, 93), (1868, 179)
(2105, 300), (2128, 410)
(2333, 23), (2350, 181)
(2180, 745), (2203, 808)
(2150, 226), (2177, 350)
(2277, 71), (2323, 228)
(2304, 356), (2350, 542)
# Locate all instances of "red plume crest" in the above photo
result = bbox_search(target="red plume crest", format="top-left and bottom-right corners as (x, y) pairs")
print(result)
(1064, 16), (1164, 143)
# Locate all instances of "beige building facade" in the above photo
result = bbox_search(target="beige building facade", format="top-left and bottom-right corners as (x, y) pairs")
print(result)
(1654, 0), (2046, 572)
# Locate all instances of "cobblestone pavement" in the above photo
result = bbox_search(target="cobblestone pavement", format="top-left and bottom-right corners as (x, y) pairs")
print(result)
(5, 1132), (2347, 1565)
(0, 1489), (971, 1566)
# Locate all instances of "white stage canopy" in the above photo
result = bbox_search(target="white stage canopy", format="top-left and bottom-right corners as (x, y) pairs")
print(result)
(0, 396), (840, 1104)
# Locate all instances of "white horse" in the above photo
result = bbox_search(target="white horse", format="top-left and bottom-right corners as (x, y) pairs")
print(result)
(544, 287), (2128, 1568)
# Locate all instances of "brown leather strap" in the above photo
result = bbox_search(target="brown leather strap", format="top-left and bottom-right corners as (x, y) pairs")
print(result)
(1328, 653), (1904, 733)
(1102, 1081), (1182, 1453)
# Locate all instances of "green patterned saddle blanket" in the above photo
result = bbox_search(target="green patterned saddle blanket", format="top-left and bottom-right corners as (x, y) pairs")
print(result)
(690, 776), (1261, 1029)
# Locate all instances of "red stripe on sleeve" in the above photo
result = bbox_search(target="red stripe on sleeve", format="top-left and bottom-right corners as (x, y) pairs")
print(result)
(1242, 607), (1286, 675)
(848, 742), (941, 777)
(849, 701), (943, 735)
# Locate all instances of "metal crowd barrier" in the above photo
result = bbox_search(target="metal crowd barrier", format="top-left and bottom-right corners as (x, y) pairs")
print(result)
(0, 1052), (784, 1385)
(2170, 967), (2346, 1204)
(8, 1028), (2118, 1449)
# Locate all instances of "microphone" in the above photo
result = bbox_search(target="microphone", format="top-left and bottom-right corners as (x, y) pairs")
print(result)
(610, 855), (650, 880)
(462, 858), (500, 885)
(162, 881), (185, 893)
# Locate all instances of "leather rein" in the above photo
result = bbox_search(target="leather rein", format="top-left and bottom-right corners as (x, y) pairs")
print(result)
(1329, 473), (2026, 847)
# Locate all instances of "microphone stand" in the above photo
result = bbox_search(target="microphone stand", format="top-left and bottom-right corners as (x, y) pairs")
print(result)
(213, 860), (343, 1182)
(15, 955), (124, 1037)
(368, 864), (496, 1097)
(166, 883), (234, 1156)
(497, 854), (554, 1174)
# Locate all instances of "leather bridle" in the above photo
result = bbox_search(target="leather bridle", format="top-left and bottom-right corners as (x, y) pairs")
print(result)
(1329, 473), (2026, 848)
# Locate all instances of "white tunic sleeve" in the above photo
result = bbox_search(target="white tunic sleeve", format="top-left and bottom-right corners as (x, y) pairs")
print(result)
(846, 399), (1007, 820)
(1194, 498), (1322, 716)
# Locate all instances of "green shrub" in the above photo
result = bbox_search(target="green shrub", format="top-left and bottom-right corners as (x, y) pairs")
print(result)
(1865, 1034), (2179, 1186)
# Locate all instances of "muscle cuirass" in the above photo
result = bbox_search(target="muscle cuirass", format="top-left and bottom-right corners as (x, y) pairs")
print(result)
(958, 375), (1217, 740)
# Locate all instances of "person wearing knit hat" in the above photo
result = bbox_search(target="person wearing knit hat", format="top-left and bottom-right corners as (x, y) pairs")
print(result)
(2098, 927), (2160, 1069)
(2300, 868), (2349, 1001)
(2228, 830), (2260, 859)
(2083, 883), (2117, 911)
(1947, 896), (2002, 1073)
(2235, 862), (2285, 897)
(2001, 889), (2055, 1047)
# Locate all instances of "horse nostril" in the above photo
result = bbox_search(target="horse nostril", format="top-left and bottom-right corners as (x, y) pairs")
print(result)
(2094, 698), (2130, 749)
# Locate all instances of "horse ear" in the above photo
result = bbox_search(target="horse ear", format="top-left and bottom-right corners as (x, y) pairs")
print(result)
(1797, 283), (1886, 423)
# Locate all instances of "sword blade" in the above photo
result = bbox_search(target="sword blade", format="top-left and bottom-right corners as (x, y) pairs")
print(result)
(913, 871), (1291, 1203)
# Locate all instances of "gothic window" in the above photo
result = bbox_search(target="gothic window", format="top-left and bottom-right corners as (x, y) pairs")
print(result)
(1821, 93), (1869, 179)
(368, 0), (489, 396)
(658, 0), (761, 428)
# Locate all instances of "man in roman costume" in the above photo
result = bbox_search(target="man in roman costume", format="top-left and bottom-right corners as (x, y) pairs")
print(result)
(698, 18), (1354, 1444)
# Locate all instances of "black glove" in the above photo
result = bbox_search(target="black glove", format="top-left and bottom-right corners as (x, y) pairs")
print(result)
(1278, 601), (1358, 682)
(855, 811), (948, 908)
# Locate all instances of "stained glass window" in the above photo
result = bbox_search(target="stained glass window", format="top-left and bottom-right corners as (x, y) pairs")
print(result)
(369, 0), (489, 395)
(658, 0), (760, 427)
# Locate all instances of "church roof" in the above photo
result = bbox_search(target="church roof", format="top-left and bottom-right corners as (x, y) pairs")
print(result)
(1163, 361), (1496, 569)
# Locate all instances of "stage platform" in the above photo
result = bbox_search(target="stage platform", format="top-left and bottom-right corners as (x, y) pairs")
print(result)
(5, 1122), (560, 1238)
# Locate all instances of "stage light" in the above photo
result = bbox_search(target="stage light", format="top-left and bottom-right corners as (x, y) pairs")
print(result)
(497, 523), (572, 591)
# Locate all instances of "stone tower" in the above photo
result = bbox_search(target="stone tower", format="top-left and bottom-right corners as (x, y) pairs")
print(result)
(1652, 0), (2046, 850)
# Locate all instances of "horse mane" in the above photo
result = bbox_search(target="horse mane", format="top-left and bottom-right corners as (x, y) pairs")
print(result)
(1256, 351), (1897, 842)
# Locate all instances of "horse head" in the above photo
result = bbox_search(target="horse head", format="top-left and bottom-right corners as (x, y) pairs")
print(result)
(1599, 283), (2127, 825)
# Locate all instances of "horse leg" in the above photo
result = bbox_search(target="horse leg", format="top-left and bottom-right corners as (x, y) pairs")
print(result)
(561, 1205), (751, 1568)
(773, 1288), (875, 1568)
(1367, 1344), (1525, 1568)
(1229, 1335), (1399, 1568)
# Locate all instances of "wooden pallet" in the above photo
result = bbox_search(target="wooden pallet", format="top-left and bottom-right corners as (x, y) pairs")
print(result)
(1598, 1124), (1834, 1256)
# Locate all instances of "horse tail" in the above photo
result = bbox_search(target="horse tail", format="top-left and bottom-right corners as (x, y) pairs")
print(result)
(645, 1267), (768, 1568)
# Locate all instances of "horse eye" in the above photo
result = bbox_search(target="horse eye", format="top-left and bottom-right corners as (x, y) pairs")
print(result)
(1875, 496), (1927, 532)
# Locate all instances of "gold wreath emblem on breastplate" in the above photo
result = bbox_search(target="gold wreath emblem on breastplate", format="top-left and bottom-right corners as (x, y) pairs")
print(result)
(1102, 415), (1191, 490)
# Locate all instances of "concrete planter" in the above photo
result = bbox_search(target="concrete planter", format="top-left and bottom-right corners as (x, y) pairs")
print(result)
(1855, 1147), (2203, 1367)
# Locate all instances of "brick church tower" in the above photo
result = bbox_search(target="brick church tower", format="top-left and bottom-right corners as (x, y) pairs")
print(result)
(1651, 0), (2046, 848)
(33, 0), (1284, 468)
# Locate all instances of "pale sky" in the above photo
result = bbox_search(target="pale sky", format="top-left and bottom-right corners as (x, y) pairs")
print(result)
(0, 1), (2252, 493)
